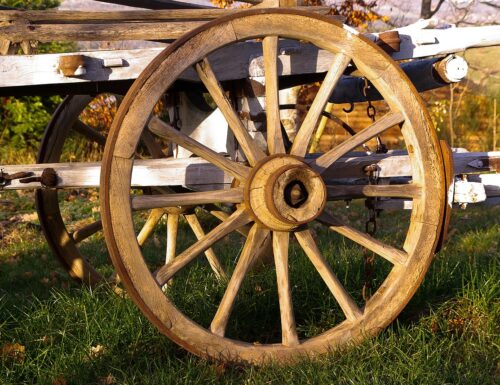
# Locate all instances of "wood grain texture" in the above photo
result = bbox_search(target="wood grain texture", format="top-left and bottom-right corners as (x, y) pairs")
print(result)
(290, 53), (350, 157)
(4, 151), (495, 191)
(137, 208), (165, 247)
(148, 116), (249, 181)
(0, 7), (331, 23)
(71, 220), (102, 244)
(310, 111), (405, 172)
(165, 213), (179, 265)
(327, 184), (421, 200)
(0, 21), (205, 42)
(210, 225), (270, 337)
(99, 9), (445, 364)
(273, 231), (299, 346)
(154, 209), (250, 286)
(185, 213), (227, 280)
(72, 120), (106, 146)
(263, 35), (285, 155)
(195, 57), (266, 166)
(318, 212), (408, 266)
(131, 188), (244, 211)
(295, 228), (362, 321)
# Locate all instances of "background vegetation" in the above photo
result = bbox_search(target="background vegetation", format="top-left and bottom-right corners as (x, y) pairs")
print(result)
(0, 195), (498, 384)
(0, 1), (498, 384)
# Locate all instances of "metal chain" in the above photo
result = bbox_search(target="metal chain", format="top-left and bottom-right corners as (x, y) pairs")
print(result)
(361, 79), (384, 300)
(362, 165), (379, 301)
(362, 78), (388, 154)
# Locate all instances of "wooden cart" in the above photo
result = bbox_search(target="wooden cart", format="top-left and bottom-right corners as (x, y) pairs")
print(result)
(1, 0), (499, 365)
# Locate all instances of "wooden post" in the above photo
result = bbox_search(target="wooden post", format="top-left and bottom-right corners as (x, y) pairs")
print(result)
(449, 83), (455, 148)
(494, 98), (497, 151)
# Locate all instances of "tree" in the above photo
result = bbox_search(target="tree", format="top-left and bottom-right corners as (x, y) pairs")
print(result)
(0, 0), (65, 157)
(420, 0), (446, 19)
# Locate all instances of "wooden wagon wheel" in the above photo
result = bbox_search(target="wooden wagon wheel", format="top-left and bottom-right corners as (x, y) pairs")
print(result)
(101, 9), (445, 364)
(35, 94), (227, 286)
(36, 95), (105, 285)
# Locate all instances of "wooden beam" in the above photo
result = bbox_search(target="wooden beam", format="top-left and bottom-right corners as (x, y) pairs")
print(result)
(0, 21), (205, 42)
(366, 23), (500, 61)
(1, 151), (498, 190)
(0, 9), (232, 23)
(0, 7), (330, 23)
(0, 45), (466, 97)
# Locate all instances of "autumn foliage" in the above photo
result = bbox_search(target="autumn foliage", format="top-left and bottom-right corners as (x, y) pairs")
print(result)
(209, 0), (388, 30)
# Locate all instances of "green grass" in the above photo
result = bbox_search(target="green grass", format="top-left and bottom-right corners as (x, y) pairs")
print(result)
(0, 190), (498, 385)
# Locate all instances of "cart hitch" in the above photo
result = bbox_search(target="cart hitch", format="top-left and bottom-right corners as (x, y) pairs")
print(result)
(0, 168), (58, 189)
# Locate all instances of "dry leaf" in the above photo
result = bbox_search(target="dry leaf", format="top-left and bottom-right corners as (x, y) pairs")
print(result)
(17, 212), (38, 222)
(90, 344), (105, 359)
(4, 255), (20, 265)
(98, 374), (116, 385)
(213, 363), (227, 377)
(1, 342), (26, 362)
(153, 235), (161, 249)
(52, 376), (67, 385)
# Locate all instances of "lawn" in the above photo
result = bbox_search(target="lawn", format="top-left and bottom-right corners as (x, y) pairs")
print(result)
(0, 190), (498, 385)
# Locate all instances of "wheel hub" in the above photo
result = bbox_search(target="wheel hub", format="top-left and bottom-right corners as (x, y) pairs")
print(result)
(245, 155), (327, 231)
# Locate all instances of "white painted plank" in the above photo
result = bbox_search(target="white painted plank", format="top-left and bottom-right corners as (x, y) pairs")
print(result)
(1, 151), (498, 190)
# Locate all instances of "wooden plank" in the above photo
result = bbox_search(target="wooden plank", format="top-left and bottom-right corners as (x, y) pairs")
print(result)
(0, 10), (223, 22)
(0, 44), (464, 98)
(1, 151), (498, 190)
(0, 4), (330, 26)
(132, 188), (243, 210)
(0, 7), (330, 23)
(0, 21), (205, 42)
(322, 151), (500, 180)
(366, 24), (500, 61)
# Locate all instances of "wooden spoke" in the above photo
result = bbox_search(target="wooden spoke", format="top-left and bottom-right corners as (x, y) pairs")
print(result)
(165, 213), (179, 265)
(290, 53), (351, 157)
(210, 225), (270, 337)
(327, 184), (421, 200)
(140, 128), (164, 159)
(185, 213), (227, 280)
(195, 57), (266, 166)
(131, 188), (243, 211)
(295, 229), (362, 321)
(310, 111), (405, 172)
(155, 208), (251, 286)
(148, 117), (249, 181)
(210, 210), (250, 237)
(137, 208), (165, 247)
(318, 212), (408, 266)
(71, 220), (102, 243)
(99, 12), (448, 364)
(72, 120), (106, 146)
(263, 35), (285, 155)
(273, 231), (299, 346)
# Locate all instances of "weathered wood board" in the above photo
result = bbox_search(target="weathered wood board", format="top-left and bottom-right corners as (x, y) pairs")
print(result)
(2, 151), (498, 190)
(0, 42), (464, 97)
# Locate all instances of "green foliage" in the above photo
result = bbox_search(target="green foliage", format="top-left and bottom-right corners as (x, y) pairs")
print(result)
(0, 0), (59, 10)
(428, 87), (497, 151)
(0, 1), (77, 157)
(0, 95), (62, 151)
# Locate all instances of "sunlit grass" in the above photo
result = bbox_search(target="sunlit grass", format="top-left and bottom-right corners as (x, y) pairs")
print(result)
(0, 192), (498, 384)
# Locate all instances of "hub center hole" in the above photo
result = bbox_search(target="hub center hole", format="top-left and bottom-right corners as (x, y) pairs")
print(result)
(284, 180), (308, 208)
